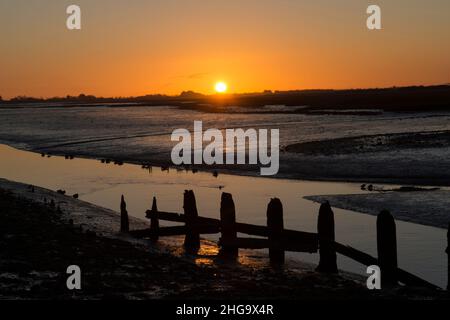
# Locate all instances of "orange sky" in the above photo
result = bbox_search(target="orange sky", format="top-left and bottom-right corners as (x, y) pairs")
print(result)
(0, 0), (449, 99)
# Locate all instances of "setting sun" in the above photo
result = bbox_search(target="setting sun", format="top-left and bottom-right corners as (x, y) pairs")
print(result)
(214, 82), (228, 93)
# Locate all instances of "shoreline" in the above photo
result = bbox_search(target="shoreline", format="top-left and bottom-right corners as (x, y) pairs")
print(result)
(1, 177), (446, 300)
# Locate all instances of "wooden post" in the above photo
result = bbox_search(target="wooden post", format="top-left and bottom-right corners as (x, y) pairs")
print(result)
(219, 192), (238, 258)
(149, 196), (159, 242)
(316, 202), (338, 273)
(183, 190), (200, 251)
(447, 222), (449, 291)
(120, 195), (129, 233)
(377, 210), (398, 286)
(267, 198), (284, 265)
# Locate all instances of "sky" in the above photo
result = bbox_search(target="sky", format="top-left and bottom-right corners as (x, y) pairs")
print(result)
(0, 0), (449, 99)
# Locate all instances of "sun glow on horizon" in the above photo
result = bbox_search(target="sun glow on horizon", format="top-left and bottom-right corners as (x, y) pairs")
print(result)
(214, 82), (228, 93)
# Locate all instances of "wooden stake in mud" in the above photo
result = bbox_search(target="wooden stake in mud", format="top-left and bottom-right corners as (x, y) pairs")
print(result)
(120, 195), (129, 233)
(377, 210), (398, 286)
(149, 196), (159, 242)
(183, 190), (200, 251)
(219, 192), (238, 258)
(316, 202), (338, 273)
(267, 198), (284, 265)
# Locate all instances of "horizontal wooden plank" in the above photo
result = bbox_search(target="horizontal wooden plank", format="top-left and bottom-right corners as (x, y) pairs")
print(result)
(146, 211), (220, 226)
(283, 229), (318, 243)
(235, 223), (268, 236)
(189, 224), (221, 234)
(333, 242), (439, 290)
(233, 222), (318, 243)
(396, 268), (440, 290)
(130, 225), (219, 238)
(284, 241), (318, 253)
(333, 242), (377, 266)
(146, 211), (317, 240)
(220, 237), (268, 249)
(145, 211), (185, 223)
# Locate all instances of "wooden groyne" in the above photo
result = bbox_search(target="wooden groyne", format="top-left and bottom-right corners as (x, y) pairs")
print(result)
(120, 190), (445, 291)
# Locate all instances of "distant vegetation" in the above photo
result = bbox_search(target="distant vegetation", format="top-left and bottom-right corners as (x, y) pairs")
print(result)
(1, 85), (449, 113)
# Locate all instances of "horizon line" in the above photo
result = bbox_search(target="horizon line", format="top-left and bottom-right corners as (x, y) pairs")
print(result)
(1, 83), (449, 101)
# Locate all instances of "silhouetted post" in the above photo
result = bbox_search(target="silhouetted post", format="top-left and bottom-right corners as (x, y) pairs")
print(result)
(447, 223), (449, 291)
(219, 192), (238, 258)
(267, 198), (284, 265)
(183, 190), (200, 252)
(377, 210), (398, 286)
(149, 196), (159, 242)
(120, 195), (129, 233)
(316, 202), (338, 273)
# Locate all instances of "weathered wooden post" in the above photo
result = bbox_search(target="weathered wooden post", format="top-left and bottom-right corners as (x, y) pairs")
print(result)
(120, 195), (129, 233)
(149, 196), (159, 242)
(219, 192), (238, 258)
(267, 198), (284, 265)
(183, 190), (200, 252)
(377, 210), (398, 286)
(447, 222), (449, 291)
(316, 202), (338, 273)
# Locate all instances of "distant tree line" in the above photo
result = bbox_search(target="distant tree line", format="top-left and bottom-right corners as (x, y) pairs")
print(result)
(1, 85), (449, 112)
